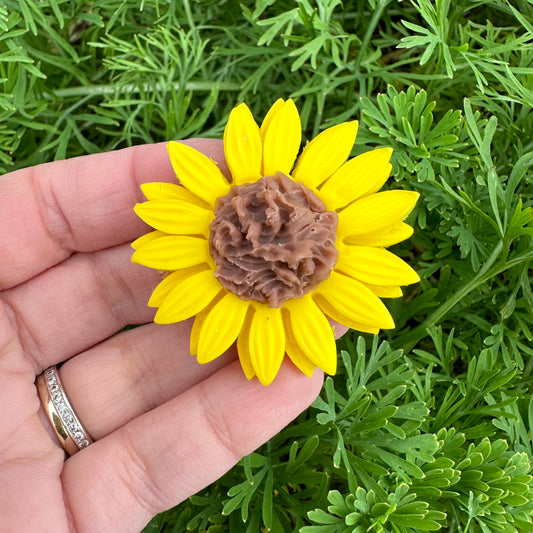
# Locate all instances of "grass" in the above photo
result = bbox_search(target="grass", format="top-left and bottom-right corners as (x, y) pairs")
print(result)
(2, 0), (532, 531)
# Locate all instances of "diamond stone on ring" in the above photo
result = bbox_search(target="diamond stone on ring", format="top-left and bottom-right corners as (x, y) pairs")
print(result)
(36, 365), (93, 456)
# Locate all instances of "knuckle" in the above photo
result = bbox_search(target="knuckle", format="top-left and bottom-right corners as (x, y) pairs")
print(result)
(34, 169), (75, 252)
(196, 383), (243, 462)
(115, 427), (168, 516)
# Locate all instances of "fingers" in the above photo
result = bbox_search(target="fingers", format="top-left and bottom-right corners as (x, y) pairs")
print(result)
(2, 244), (160, 371)
(2, 226), (349, 373)
(44, 316), (346, 441)
(0, 139), (226, 290)
(61, 361), (323, 533)
(60, 321), (236, 439)
(0, 301), (68, 533)
(1, 137), (347, 372)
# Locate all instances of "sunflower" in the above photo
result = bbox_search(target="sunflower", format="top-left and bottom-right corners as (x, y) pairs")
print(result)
(132, 99), (419, 385)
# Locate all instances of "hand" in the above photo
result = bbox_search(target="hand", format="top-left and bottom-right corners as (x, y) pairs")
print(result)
(0, 140), (337, 533)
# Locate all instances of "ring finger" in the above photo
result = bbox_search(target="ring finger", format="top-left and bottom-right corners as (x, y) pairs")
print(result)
(57, 320), (238, 440)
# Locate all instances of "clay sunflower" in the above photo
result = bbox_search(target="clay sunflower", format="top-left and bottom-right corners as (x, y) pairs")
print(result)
(132, 99), (419, 385)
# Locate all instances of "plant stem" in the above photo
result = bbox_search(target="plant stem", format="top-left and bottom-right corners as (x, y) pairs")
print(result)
(355, 0), (391, 74)
(48, 81), (241, 99)
(345, 0), (391, 103)
(397, 240), (505, 352)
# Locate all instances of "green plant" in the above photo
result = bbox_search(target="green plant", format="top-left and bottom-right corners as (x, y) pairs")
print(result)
(3, 0), (532, 531)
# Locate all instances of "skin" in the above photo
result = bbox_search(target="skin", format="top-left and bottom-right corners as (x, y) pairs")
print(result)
(0, 140), (347, 533)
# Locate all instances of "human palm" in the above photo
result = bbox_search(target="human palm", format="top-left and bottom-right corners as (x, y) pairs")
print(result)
(0, 140), (332, 532)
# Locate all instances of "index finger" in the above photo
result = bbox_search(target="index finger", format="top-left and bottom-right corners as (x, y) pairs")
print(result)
(0, 140), (226, 289)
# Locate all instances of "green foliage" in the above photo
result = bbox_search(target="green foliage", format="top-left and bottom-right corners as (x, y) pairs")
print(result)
(305, 484), (446, 533)
(398, 0), (461, 79)
(151, 338), (533, 532)
(3, 0), (532, 531)
(360, 85), (468, 182)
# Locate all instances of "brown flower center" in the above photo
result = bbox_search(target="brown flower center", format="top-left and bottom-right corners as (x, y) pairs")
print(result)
(209, 172), (338, 307)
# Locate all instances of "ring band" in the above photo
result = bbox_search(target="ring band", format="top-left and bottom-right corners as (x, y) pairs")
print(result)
(36, 366), (93, 456)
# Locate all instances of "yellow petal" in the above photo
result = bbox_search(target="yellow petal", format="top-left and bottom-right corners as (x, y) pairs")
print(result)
(260, 98), (285, 140)
(189, 294), (224, 355)
(262, 99), (301, 176)
(167, 141), (230, 206)
(318, 148), (393, 210)
(285, 338), (316, 377)
(131, 230), (167, 250)
(134, 200), (213, 237)
(315, 270), (395, 329)
(284, 296), (337, 375)
(190, 308), (207, 356)
(237, 309), (256, 380)
(248, 304), (286, 385)
(365, 284), (403, 298)
(197, 293), (250, 364)
(148, 265), (208, 307)
(224, 103), (262, 185)
(132, 235), (210, 271)
(155, 269), (222, 324)
(313, 292), (381, 334)
(337, 190), (419, 239)
(345, 222), (414, 247)
(292, 121), (358, 189)
(141, 182), (210, 209)
(335, 244), (420, 286)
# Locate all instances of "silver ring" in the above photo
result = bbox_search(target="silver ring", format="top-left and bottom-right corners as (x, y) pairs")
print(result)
(36, 365), (94, 456)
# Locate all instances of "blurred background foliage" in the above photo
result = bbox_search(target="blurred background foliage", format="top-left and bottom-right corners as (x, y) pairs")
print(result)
(1, 0), (532, 531)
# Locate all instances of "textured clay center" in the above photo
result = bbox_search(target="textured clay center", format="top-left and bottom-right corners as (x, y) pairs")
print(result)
(209, 172), (338, 307)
